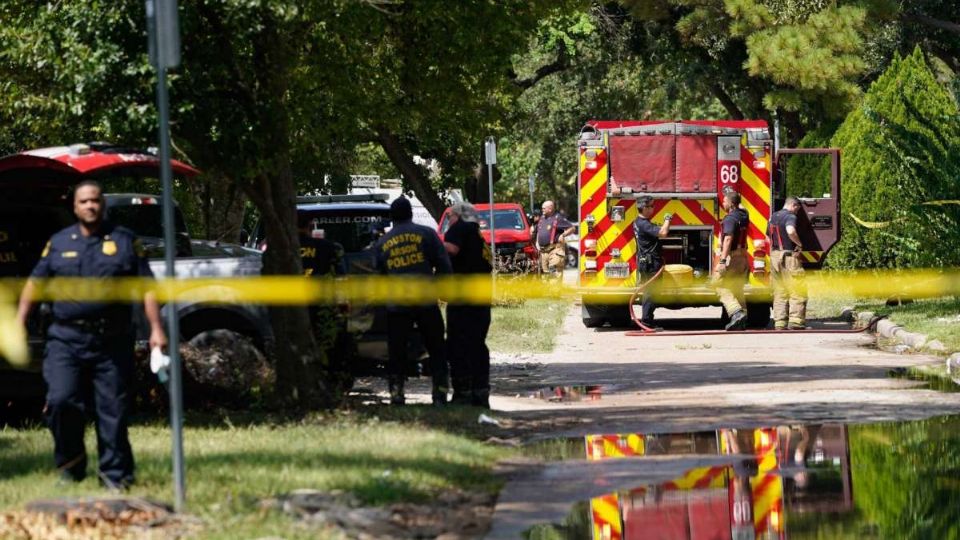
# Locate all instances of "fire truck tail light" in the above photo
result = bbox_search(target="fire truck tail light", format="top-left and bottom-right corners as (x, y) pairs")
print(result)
(584, 239), (597, 258)
(584, 260), (598, 271)
(585, 160), (598, 170)
(585, 150), (597, 159)
(753, 259), (766, 270)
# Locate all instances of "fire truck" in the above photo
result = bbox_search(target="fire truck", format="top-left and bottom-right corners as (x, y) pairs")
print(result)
(576, 120), (841, 328)
(583, 425), (853, 540)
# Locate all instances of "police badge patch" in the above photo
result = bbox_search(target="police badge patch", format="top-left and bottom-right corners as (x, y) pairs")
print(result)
(102, 240), (118, 256)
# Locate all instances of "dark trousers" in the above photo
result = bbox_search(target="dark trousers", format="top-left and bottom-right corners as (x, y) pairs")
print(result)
(639, 258), (663, 324)
(43, 325), (135, 484)
(387, 306), (448, 393)
(446, 304), (491, 400)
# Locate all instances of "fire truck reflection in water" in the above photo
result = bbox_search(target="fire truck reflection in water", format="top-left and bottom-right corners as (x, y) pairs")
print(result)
(585, 425), (852, 540)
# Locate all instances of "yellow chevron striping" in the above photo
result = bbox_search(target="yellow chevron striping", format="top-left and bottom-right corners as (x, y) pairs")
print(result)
(739, 159), (771, 204)
(580, 164), (609, 207)
(591, 495), (622, 536)
(752, 475), (784, 530)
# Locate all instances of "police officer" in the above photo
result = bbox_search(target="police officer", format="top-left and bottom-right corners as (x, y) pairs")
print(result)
(767, 197), (807, 329)
(375, 196), (452, 405)
(15, 180), (167, 489)
(299, 226), (345, 277)
(633, 197), (674, 329)
(715, 188), (750, 331)
(442, 202), (493, 407)
(532, 201), (575, 279)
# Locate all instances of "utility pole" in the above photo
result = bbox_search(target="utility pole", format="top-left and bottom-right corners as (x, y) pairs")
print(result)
(146, 0), (185, 512)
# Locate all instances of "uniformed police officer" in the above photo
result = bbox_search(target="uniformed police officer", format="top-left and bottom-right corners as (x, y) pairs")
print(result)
(375, 196), (452, 405)
(15, 180), (167, 489)
(633, 196), (674, 329)
(442, 202), (493, 407)
(299, 226), (346, 278)
(714, 188), (750, 331)
(767, 197), (807, 329)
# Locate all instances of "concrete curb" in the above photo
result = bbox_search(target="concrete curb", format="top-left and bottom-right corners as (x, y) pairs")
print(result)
(853, 310), (947, 354)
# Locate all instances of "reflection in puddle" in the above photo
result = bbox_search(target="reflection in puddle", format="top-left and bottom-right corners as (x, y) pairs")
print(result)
(524, 418), (960, 539)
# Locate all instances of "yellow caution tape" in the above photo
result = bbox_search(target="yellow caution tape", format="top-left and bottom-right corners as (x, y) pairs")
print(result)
(850, 200), (960, 229)
(0, 270), (958, 306)
(0, 287), (28, 366)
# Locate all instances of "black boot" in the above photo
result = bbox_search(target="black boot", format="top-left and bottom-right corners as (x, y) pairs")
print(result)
(389, 379), (405, 405)
(471, 388), (490, 409)
(725, 309), (747, 331)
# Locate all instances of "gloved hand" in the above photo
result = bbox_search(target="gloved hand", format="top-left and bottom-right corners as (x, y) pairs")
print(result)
(663, 213), (673, 221)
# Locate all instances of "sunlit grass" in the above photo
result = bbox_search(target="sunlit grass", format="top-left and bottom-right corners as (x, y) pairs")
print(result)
(488, 298), (569, 354)
(0, 409), (510, 538)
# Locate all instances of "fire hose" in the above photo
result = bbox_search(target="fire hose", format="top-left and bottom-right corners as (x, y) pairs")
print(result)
(626, 268), (886, 336)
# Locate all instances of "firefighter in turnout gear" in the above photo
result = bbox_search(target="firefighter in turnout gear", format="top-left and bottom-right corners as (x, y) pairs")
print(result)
(767, 197), (807, 329)
(633, 196), (674, 329)
(15, 180), (167, 489)
(714, 188), (750, 331)
(375, 196), (452, 405)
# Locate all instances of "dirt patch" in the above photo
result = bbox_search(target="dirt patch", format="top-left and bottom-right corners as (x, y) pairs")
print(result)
(0, 497), (200, 539)
(262, 489), (496, 539)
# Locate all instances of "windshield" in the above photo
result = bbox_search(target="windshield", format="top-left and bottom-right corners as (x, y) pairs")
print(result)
(477, 209), (525, 231)
(297, 208), (391, 253)
(106, 202), (188, 238)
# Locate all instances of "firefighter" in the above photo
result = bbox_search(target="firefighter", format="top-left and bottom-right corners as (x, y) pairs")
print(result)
(16, 180), (167, 490)
(442, 202), (493, 407)
(714, 188), (750, 331)
(532, 200), (575, 279)
(633, 196), (674, 329)
(375, 196), (452, 405)
(767, 197), (807, 329)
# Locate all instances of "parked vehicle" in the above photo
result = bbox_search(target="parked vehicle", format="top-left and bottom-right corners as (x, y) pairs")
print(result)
(249, 193), (423, 369)
(576, 120), (840, 327)
(0, 144), (273, 404)
(438, 202), (536, 273)
(565, 225), (579, 268)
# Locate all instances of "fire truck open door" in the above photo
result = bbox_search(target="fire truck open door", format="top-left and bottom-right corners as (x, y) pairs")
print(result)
(774, 148), (841, 270)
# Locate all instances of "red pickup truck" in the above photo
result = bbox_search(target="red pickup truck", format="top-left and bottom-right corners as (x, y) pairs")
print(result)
(437, 202), (536, 272)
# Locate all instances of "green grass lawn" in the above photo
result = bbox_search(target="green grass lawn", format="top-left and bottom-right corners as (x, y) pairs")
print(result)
(855, 296), (960, 353)
(0, 408), (512, 538)
(487, 298), (569, 354)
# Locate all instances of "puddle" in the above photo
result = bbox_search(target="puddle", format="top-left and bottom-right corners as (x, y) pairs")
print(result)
(534, 385), (605, 402)
(894, 368), (960, 393)
(513, 416), (960, 539)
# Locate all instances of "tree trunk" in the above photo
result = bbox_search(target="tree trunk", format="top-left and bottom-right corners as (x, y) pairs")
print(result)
(246, 168), (332, 409)
(184, 171), (247, 243)
(376, 126), (445, 219)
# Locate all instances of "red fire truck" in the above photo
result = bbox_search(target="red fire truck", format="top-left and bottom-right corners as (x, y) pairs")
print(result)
(584, 425), (853, 540)
(576, 120), (840, 328)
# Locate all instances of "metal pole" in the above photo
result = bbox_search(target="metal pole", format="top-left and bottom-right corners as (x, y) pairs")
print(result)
(528, 174), (534, 218)
(488, 163), (496, 274)
(156, 64), (186, 512)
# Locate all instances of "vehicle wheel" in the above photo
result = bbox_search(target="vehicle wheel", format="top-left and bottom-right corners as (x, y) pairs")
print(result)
(583, 317), (605, 328)
(566, 248), (578, 269)
(582, 303), (607, 328)
(747, 304), (772, 329)
(181, 329), (274, 405)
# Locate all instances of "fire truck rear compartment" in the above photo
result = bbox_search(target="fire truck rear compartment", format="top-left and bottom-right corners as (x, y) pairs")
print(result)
(659, 228), (712, 275)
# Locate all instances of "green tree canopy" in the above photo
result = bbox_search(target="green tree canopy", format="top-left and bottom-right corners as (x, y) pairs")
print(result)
(827, 47), (960, 269)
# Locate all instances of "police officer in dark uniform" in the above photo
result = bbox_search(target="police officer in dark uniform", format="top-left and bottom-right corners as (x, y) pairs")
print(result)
(633, 196), (674, 329)
(442, 202), (493, 407)
(299, 226), (346, 277)
(16, 180), (167, 489)
(375, 196), (452, 405)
